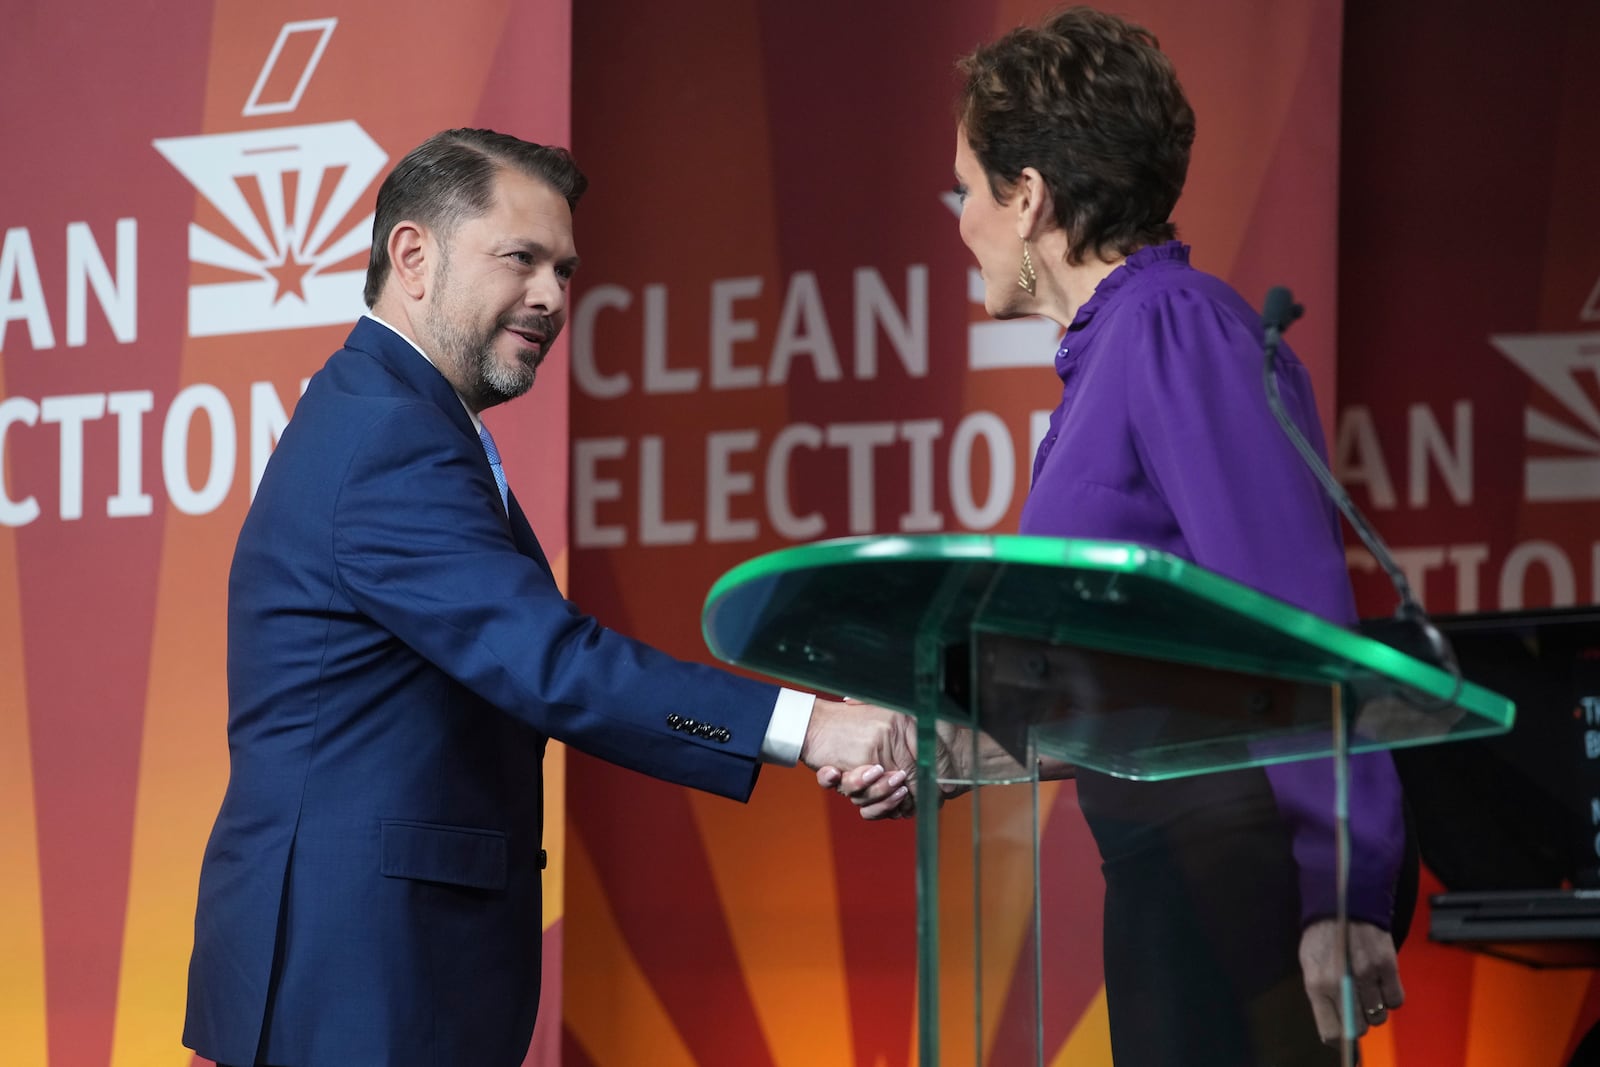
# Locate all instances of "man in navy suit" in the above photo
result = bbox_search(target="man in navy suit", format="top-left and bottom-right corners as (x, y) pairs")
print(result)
(183, 128), (913, 1067)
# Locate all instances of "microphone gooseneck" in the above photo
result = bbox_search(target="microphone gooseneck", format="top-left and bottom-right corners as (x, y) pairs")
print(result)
(1259, 286), (1463, 709)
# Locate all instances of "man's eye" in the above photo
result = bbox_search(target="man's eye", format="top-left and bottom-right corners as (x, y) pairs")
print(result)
(952, 182), (969, 203)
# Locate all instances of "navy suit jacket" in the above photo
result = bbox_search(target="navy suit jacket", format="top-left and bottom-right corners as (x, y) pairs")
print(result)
(184, 317), (778, 1066)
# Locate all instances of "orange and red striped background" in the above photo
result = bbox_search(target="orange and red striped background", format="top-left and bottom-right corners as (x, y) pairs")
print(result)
(3, 1), (1598, 1064)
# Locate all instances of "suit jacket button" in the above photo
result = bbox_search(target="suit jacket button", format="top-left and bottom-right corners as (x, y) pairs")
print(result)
(538, 849), (548, 869)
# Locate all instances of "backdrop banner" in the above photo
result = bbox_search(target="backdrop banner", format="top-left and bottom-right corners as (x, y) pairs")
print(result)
(10, 1), (1595, 1064)
(565, 1), (1343, 1063)
(0, 3), (572, 1065)
(1338, 1), (1600, 1063)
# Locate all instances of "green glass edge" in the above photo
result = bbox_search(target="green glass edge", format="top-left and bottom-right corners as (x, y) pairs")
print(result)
(701, 534), (1513, 723)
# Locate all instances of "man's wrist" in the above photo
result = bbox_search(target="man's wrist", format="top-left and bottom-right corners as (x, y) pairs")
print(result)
(760, 687), (814, 765)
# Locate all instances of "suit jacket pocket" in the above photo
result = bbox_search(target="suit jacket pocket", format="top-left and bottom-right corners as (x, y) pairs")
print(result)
(379, 819), (508, 890)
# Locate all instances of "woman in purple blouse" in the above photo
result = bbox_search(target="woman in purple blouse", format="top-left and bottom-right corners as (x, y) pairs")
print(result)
(947, 8), (1409, 1064)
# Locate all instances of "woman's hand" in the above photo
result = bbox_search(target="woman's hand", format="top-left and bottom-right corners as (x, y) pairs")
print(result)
(1298, 919), (1404, 1044)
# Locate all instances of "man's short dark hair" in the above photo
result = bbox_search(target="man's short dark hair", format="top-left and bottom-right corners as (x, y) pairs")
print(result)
(363, 128), (588, 306)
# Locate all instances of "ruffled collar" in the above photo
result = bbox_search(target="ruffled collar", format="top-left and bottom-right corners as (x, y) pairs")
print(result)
(1067, 240), (1190, 332)
(1052, 240), (1189, 372)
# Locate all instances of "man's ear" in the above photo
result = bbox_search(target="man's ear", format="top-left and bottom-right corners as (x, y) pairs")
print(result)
(387, 221), (430, 300)
(1014, 166), (1056, 241)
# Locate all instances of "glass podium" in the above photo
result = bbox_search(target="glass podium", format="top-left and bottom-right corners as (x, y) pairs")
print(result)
(702, 535), (1515, 1065)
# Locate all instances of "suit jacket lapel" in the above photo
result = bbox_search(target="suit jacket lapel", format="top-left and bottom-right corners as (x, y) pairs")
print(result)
(343, 319), (558, 579)
(344, 317), (511, 527)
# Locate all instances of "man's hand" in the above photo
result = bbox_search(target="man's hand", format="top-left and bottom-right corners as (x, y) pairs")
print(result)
(1298, 918), (1403, 1044)
(816, 718), (979, 819)
(817, 719), (1078, 820)
(802, 699), (917, 819)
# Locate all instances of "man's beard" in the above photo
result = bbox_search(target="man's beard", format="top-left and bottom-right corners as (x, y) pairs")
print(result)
(440, 315), (540, 409)
(426, 260), (552, 410)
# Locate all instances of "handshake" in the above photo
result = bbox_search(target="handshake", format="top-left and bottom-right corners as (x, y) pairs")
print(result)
(798, 698), (1042, 819)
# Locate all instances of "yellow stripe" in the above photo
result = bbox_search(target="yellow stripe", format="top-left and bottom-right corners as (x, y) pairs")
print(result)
(691, 772), (854, 1067)
(0, 358), (49, 1066)
(543, 742), (565, 928)
(1049, 984), (1112, 1066)
(109, 485), (237, 1067)
(563, 831), (698, 1066)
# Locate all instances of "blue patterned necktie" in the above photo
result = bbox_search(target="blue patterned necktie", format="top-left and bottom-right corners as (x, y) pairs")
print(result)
(477, 423), (509, 514)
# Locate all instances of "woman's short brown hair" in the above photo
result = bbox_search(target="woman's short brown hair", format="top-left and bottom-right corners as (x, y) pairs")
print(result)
(957, 7), (1196, 265)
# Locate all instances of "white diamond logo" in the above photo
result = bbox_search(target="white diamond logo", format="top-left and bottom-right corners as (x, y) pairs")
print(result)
(244, 18), (338, 117)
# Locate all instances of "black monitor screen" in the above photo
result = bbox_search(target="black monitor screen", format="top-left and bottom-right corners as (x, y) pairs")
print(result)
(1386, 606), (1600, 892)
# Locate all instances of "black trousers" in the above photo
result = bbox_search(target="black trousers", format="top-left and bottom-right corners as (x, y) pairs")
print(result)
(1077, 766), (1415, 1067)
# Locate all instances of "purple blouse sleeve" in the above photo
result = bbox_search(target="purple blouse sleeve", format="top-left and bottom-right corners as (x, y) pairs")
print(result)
(1124, 286), (1405, 929)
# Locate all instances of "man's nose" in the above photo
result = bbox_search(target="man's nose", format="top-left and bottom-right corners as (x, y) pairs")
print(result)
(525, 269), (565, 315)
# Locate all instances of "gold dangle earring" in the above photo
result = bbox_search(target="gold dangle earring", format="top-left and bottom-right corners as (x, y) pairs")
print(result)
(1018, 240), (1037, 297)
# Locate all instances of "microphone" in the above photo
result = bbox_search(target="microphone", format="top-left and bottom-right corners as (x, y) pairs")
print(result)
(1258, 286), (1462, 707)
(1261, 285), (1303, 336)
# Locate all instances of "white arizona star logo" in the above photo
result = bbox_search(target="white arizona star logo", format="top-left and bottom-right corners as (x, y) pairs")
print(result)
(1491, 325), (1600, 501)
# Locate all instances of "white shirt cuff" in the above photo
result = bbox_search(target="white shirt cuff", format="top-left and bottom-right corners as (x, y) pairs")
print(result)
(760, 688), (814, 765)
